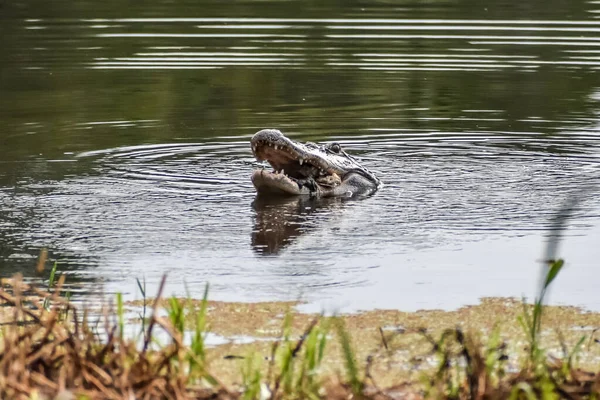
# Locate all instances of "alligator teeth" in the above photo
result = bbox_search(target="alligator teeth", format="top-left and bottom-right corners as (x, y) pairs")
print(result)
(274, 145), (279, 150)
(298, 159), (303, 165)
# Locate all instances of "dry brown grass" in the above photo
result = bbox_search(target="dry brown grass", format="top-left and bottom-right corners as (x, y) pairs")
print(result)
(0, 275), (235, 400)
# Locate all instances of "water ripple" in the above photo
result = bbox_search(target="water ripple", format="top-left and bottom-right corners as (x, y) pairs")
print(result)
(4, 8), (600, 311)
(33, 17), (598, 71)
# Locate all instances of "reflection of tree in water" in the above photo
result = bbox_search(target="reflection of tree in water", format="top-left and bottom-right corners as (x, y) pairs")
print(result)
(251, 195), (351, 256)
(1, 0), (599, 161)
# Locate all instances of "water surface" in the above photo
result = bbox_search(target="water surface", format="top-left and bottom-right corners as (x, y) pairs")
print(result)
(1, 0), (600, 311)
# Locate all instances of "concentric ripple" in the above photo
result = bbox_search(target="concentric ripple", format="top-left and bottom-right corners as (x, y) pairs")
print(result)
(2, 121), (600, 309)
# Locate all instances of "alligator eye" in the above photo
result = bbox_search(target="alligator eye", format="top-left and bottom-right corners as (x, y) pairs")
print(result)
(329, 143), (341, 153)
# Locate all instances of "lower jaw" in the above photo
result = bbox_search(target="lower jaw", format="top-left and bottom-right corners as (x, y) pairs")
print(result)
(251, 169), (307, 195)
(250, 169), (346, 198)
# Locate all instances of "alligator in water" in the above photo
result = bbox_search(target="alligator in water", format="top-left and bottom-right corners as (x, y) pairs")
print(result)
(250, 129), (381, 197)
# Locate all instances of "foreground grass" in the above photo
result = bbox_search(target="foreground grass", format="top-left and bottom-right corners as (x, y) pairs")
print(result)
(0, 267), (598, 399)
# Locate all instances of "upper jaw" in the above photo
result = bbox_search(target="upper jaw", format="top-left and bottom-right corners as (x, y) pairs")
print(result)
(250, 129), (346, 179)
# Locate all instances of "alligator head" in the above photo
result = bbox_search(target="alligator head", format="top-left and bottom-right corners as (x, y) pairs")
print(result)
(250, 129), (380, 197)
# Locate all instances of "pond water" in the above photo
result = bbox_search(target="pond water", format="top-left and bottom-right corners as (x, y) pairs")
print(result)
(2, 0), (600, 312)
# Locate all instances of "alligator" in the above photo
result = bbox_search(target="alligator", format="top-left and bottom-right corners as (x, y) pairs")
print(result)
(250, 129), (381, 197)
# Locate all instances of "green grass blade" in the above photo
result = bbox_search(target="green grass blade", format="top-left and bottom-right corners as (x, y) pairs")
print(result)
(116, 292), (124, 340)
(335, 318), (362, 396)
(544, 259), (564, 289)
(48, 261), (57, 288)
(509, 382), (537, 400)
(567, 335), (586, 370)
(167, 296), (186, 335)
(189, 283), (210, 380)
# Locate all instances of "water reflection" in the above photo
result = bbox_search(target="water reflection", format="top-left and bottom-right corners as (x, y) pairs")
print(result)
(251, 195), (349, 255)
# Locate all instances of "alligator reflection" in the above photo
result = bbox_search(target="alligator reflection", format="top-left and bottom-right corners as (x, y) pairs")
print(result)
(251, 195), (349, 255)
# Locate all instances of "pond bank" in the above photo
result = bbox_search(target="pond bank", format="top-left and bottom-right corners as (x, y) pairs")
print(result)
(126, 296), (600, 390)
(1, 273), (599, 399)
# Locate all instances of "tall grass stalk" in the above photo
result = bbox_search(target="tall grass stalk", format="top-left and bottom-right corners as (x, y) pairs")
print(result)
(518, 195), (581, 362)
(296, 319), (329, 398)
(167, 296), (186, 336)
(335, 318), (363, 396)
(116, 292), (124, 339)
(273, 311), (295, 397)
(48, 261), (57, 288)
(43, 261), (59, 310)
(483, 325), (507, 385)
(188, 283), (217, 385)
(136, 277), (147, 339)
(241, 352), (264, 400)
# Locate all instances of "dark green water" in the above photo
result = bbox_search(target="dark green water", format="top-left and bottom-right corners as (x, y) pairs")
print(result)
(1, 0), (600, 311)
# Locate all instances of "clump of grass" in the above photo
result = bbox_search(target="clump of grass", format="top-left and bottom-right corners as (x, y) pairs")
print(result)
(42, 261), (58, 311)
(241, 352), (264, 400)
(0, 275), (229, 400)
(187, 284), (217, 385)
(335, 317), (363, 397)
(0, 274), (366, 399)
(297, 317), (329, 397)
(260, 313), (331, 400)
(420, 327), (508, 399)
